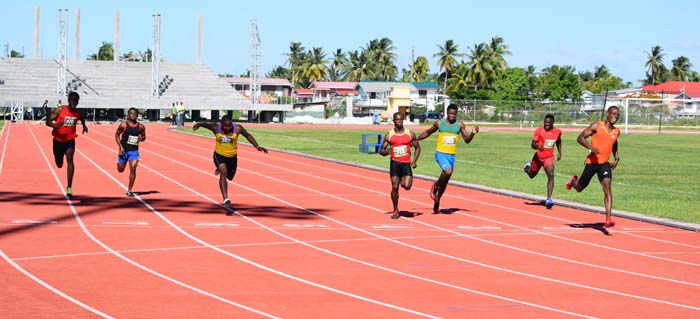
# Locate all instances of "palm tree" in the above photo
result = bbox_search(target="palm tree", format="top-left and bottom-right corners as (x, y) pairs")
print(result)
(487, 36), (510, 77)
(363, 38), (398, 81)
(328, 48), (347, 81)
(446, 63), (471, 92)
(594, 65), (611, 80)
(266, 65), (290, 78)
(433, 40), (462, 91)
(304, 47), (329, 83)
(342, 50), (372, 82)
(412, 56), (430, 82)
(671, 56), (693, 81)
(525, 65), (537, 96)
(286, 42), (306, 87)
(465, 43), (492, 90)
(645, 45), (665, 85)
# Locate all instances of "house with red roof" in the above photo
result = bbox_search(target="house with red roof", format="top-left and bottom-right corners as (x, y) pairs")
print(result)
(310, 81), (358, 102)
(642, 81), (700, 117)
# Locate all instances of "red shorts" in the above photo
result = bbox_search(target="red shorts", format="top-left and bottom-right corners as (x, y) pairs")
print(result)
(530, 153), (554, 174)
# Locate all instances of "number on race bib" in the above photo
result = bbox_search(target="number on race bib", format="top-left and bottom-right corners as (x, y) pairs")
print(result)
(127, 135), (140, 145)
(219, 135), (233, 144)
(64, 117), (76, 127)
(442, 135), (456, 147)
(393, 145), (408, 157)
(544, 139), (556, 148)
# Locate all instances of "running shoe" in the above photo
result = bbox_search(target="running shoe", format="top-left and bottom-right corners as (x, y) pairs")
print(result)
(223, 198), (231, 209)
(433, 201), (440, 214)
(523, 161), (531, 174)
(430, 182), (439, 200)
(545, 198), (553, 209)
(565, 176), (578, 190)
(605, 219), (616, 228)
(391, 211), (400, 219)
(66, 186), (72, 196)
(126, 191), (135, 197)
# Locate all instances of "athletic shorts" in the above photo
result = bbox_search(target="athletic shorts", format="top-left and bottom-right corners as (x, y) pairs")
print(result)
(435, 152), (455, 171)
(214, 152), (238, 179)
(529, 153), (554, 174)
(53, 139), (75, 162)
(117, 150), (141, 164)
(390, 160), (412, 177)
(577, 163), (613, 189)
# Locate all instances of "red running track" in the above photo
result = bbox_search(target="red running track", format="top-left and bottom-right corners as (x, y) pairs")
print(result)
(1, 122), (699, 318)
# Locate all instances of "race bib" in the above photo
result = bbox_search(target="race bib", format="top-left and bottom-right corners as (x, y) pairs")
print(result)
(393, 145), (408, 157)
(544, 139), (556, 148)
(127, 135), (140, 145)
(442, 135), (456, 147)
(219, 135), (233, 144)
(64, 116), (76, 127)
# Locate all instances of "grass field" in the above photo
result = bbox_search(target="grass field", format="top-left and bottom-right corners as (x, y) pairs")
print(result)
(183, 125), (700, 224)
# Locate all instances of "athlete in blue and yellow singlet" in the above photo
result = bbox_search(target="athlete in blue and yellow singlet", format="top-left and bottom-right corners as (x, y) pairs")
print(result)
(193, 115), (268, 212)
(379, 112), (421, 219)
(417, 104), (479, 214)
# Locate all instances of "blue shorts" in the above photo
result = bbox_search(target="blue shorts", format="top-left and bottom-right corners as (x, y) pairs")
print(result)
(435, 152), (455, 171)
(118, 150), (140, 164)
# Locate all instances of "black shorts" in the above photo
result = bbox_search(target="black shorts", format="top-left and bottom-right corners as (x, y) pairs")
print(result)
(213, 152), (238, 179)
(577, 163), (612, 189)
(53, 139), (75, 162)
(390, 160), (412, 177)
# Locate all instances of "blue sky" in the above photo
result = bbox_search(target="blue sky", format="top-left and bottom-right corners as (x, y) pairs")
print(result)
(3, 0), (699, 85)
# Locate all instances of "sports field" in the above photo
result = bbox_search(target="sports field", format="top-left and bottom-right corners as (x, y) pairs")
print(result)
(185, 123), (700, 224)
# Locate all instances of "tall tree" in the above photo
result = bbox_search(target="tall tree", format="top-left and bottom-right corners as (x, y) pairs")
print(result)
(671, 56), (693, 81)
(525, 65), (538, 96)
(487, 36), (511, 78)
(433, 40), (462, 91)
(644, 45), (666, 85)
(266, 65), (290, 78)
(594, 65), (611, 80)
(328, 48), (347, 81)
(538, 65), (581, 101)
(342, 50), (372, 82)
(286, 42), (306, 87)
(87, 42), (114, 61)
(465, 43), (492, 90)
(304, 47), (329, 83)
(10, 50), (24, 58)
(412, 56), (430, 82)
(363, 37), (398, 81)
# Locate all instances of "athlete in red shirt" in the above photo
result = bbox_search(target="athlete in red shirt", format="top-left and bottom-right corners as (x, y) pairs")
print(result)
(523, 114), (562, 209)
(44, 92), (88, 196)
(566, 106), (621, 228)
(379, 112), (421, 219)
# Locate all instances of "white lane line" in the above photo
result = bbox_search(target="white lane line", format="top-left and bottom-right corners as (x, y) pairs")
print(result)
(28, 124), (280, 319)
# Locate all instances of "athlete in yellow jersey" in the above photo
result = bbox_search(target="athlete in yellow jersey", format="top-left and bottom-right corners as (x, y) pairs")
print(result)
(417, 104), (479, 214)
(193, 115), (267, 212)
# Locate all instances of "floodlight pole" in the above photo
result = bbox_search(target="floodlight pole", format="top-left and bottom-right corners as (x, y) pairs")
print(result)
(57, 9), (68, 96)
(151, 12), (161, 99)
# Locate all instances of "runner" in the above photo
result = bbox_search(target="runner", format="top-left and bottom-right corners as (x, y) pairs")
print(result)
(193, 115), (268, 213)
(44, 92), (88, 196)
(115, 108), (146, 197)
(523, 114), (562, 209)
(379, 112), (421, 219)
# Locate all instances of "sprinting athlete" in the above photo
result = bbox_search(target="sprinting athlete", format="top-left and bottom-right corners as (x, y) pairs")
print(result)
(523, 114), (562, 209)
(566, 106), (621, 228)
(115, 108), (146, 197)
(417, 104), (478, 214)
(193, 115), (267, 212)
(44, 91), (88, 196)
(379, 112), (421, 219)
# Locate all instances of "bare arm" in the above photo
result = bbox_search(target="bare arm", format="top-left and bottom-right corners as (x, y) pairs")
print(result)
(379, 133), (391, 156)
(459, 121), (479, 144)
(410, 131), (420, 168)
(79, 110), (88, 134)
(192, 122), (217, 134)
(555, 137), (562, 161)
(611, 141), (619, 170)
(577, 122), (599, 153)
(417, 121), (440, 141)
(237, 124), (268, 153)
(45, 106), (64, 128)
(115, 122), (125, 154)
(139, 123), (147, 142)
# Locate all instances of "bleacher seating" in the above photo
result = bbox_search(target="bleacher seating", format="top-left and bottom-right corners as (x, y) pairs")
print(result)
(0, 57), (252, 110)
